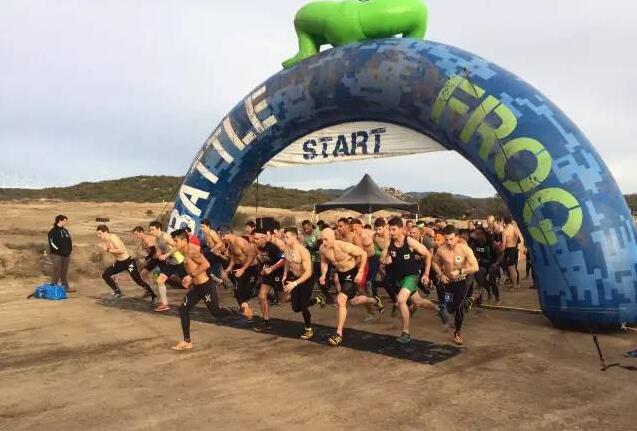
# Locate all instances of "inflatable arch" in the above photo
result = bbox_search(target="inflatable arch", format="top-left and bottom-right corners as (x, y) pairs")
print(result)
(170, 39), (637, 328)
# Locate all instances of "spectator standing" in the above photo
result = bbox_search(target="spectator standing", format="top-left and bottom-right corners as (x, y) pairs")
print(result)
(48, 214), (74, 292)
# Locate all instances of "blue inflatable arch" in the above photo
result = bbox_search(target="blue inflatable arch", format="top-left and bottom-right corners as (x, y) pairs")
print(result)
(170, 39), (637, 328)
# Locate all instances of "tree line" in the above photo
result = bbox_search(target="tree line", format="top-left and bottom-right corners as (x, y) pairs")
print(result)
(1, 175), (636, 220)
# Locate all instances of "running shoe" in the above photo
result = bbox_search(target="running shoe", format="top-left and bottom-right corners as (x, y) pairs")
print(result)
(300, 327), (314, 340)
(171, 340), (193, 351)
(464, 296), (475, 311)
(109, 292), (122, 304)
(396, 332), (411, 345)
(154, 304), (170, 312)
(374, 295), (384, 314)
(437, 305), (449, 325)
(453, 332), (463, 345)
(624, 348), (637, 358)
(328, 334), (343, 346)
(315, 295), (326, 309)
(254, 320), (272, 332)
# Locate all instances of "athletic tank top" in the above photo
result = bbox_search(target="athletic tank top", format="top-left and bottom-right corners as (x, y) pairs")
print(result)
(259, 242), (284, 267)
(472, 242), (494, 266)
(387, 238), (421, 277)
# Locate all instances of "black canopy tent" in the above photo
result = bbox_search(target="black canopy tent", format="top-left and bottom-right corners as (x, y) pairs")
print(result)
(314, 174), (419, 215)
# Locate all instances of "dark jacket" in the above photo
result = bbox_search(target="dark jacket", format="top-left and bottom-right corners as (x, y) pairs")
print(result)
(48, 226), (72, 256)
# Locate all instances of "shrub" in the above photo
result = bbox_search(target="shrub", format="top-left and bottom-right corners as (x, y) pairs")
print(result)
(4, 242), (47, 254)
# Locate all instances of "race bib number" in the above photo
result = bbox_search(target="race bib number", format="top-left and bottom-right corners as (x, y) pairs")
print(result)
(444, 291), (454, 304)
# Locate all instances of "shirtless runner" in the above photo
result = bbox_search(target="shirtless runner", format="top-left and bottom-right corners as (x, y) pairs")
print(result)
(501, 216), (521, 291)
(320, 228), (383, 347)
(170, 229), (232, 351)
(96, 225), (157, 303)
(382, 217), (445, 344)
(282, 227), (325, 339)
(132, 225), (159, 297)
(336, 217), (355, 243)
(221, 231), (258, 320)
(200, 219), (229, 278)
(431, 225), (479, 345)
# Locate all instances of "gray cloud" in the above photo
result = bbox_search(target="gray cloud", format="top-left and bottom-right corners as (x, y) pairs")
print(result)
(1, 0), (635, 194)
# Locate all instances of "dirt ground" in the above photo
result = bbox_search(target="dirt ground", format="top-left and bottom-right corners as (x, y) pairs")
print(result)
(2, 201), (637, 430)
(2, 276), (637, 431)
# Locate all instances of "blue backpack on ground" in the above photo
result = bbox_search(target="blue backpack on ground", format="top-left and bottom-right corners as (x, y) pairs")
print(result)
(28, 283), (67, 300)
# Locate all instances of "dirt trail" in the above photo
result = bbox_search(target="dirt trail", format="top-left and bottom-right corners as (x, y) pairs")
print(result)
(1, 276), (636, 431)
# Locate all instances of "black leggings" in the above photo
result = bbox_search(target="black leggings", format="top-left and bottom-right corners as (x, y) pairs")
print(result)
(102, 258), (154, 297)
(290, 278), (317, 327)
(443, 279), (469, 332)
(475, 264), (500, 300)
(179, 279), (230, 341)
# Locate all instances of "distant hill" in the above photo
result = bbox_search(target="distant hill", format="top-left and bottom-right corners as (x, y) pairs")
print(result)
(2, 175), (636, 217)
(0, 176), (334, 210)
(405, 191), (471, 200)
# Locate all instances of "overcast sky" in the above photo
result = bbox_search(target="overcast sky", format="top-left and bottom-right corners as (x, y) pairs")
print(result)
(1, 0), (635, 196)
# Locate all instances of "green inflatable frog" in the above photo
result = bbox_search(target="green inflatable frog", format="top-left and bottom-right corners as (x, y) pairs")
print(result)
(282, 0), (428, 69)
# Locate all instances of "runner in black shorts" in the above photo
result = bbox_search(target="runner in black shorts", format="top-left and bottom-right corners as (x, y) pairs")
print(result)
(96, 225), (157, 304)
(471, 227), (500, 305)
(502, 216), (521, 291)
(319, 228), (382, 347)
(132, 225), (159, 297)
(432, 225), (479, 345)
(221, 231), (258, 320)
(282, 227), (325, 339)
(253, 228), (286, 332)
(200, 219), (229, 278)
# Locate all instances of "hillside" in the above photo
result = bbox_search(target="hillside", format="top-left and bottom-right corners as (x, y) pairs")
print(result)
(0, 176), (335, 210)
(2, 175), (636, 219)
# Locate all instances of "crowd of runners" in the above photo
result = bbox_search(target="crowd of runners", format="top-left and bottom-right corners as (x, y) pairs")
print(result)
(94, 214), (532, 351)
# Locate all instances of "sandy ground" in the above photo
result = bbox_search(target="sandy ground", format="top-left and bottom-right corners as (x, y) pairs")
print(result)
(2, 201), (637, 430)
(2, 276), (637, 431)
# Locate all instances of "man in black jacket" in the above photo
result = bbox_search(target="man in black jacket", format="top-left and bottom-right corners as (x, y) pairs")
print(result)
(48, 214), (74, 292)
